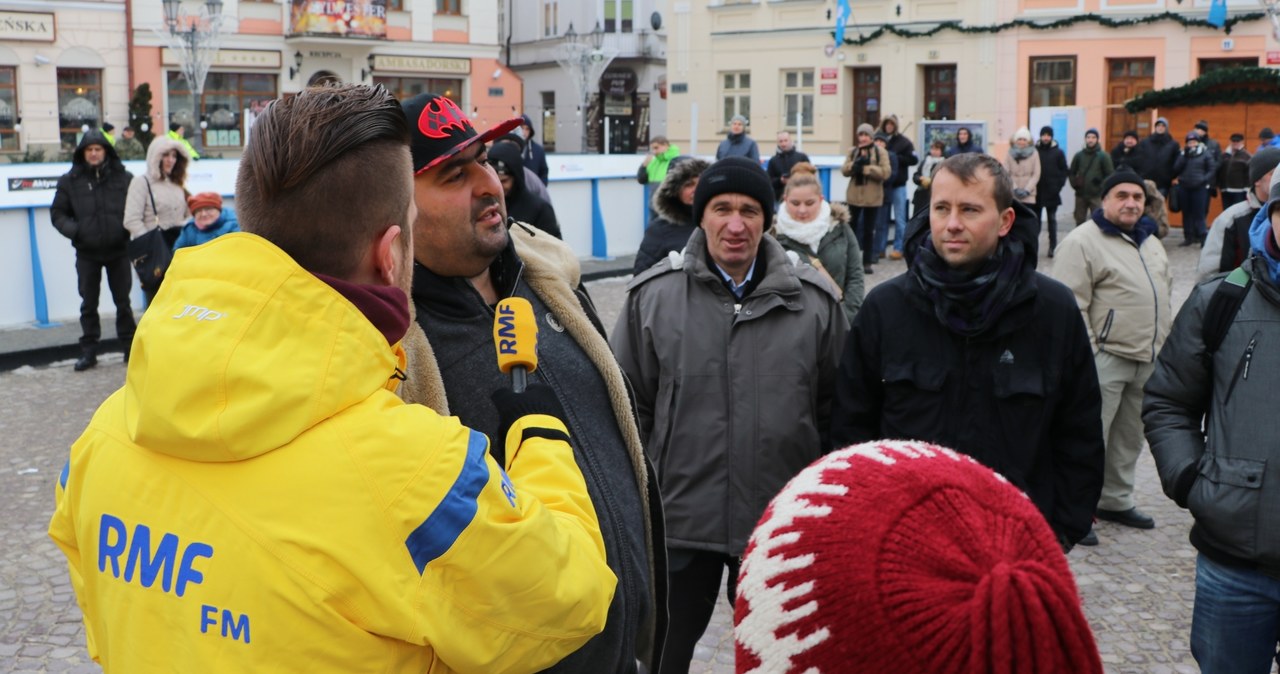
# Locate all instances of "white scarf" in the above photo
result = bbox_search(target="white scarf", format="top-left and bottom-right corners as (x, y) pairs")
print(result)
(775, 200), (834, 254)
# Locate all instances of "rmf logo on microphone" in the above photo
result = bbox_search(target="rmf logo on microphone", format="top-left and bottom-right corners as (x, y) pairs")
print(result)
(496, 304), (518, 355)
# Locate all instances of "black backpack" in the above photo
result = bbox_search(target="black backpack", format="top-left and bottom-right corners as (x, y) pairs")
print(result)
(1202, 264), (1253, 356)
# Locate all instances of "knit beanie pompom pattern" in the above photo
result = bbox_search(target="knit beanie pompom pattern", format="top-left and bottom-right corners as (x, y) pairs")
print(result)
(734, 440), (1102, 674)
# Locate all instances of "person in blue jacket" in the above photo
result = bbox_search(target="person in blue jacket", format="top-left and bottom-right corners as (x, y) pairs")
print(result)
(173, 192), (239, 251)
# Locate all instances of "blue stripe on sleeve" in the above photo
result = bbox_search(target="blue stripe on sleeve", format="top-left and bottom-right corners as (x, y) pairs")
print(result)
(404, 429), (491, 574)
(59, 461), (69, 489)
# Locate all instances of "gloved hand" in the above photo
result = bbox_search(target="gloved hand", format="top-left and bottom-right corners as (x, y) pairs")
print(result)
(490, 383), (569, 465)
(1013, 188), (1031, 200)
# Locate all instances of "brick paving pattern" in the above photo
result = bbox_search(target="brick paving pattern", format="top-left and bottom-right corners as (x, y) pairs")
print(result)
(0, 221), (1259, 672)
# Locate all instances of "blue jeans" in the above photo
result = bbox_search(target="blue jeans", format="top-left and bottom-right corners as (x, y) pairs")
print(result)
(1180, 184), (1210, 243)
(1192, 554), (1280, 674)
(889, 185), (909, 252)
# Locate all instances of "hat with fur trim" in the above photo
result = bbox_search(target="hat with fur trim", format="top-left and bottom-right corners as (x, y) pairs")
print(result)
(734, 440), (1103, 674)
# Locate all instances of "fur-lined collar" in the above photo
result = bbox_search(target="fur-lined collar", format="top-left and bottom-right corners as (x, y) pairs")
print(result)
(652, 158), (709, 225)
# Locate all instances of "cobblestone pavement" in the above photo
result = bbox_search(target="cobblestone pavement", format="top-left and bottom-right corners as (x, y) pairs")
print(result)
(0, 222), (1250, 673)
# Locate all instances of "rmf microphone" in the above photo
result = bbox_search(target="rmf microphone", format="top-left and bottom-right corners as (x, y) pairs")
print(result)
(494, 297), (538, 393)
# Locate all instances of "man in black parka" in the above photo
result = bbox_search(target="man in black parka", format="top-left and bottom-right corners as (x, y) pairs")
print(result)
(50, 129), (135, 370)
(830, 153), (1105, 551)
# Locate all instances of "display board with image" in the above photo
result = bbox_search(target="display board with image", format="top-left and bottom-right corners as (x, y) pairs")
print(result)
(918, 120), (989, 156)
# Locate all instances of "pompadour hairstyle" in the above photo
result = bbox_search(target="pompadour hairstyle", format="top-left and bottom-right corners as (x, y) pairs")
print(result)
(235, 84), (412, 278)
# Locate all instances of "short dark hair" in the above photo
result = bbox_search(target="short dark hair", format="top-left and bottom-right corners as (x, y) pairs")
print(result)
(651, 135), (669, 145)
(169, 122), (181, 133)
(935, 153), (1013, 212)
(235, 84), (412, 278)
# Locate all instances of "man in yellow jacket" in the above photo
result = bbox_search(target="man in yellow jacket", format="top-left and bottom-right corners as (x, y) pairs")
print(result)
(167, 122), (199, 160)
(48, 84), (614, 673)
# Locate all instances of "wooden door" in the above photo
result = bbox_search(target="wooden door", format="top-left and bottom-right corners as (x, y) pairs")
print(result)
(1105, 58), (1155, 150)
(924, 65), (957, 120)
(853, 67), (881, 131)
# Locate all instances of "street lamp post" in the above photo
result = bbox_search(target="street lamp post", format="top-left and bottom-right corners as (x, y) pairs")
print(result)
(555, 21), (616, 153)
(158, 0), (228, 157)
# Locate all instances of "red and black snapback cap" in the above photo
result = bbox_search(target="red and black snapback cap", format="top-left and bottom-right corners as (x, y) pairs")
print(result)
(401, 93), (523, 175)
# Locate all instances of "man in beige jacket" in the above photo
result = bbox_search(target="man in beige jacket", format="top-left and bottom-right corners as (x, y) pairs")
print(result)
(1052, 169), (1172, 545)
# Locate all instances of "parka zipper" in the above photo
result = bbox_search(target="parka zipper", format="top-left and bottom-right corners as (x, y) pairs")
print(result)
(1223, 331), (1260, 406)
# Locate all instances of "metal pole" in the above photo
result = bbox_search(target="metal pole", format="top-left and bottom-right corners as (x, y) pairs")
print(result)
(690, 102), (698, 157)
(190, 89), (202, 156)
(795, 109), (803, 152)
(604, 116), (610, 155)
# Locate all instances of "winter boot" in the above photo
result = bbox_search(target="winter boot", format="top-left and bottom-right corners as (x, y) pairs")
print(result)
(74, 346), (98, 372)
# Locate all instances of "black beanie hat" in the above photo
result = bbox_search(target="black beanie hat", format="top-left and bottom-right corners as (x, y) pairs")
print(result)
(693, 156), (775, 230)
(1196, 120), (1209, 132)
(1039, 126), (1054, 138)
(1249, 147), (1280, 185)
(1123, 130), (1140, 140)
(1100, 170), (1144, 199)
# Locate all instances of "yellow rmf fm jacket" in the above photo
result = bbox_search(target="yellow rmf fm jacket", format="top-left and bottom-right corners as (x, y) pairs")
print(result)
(47, 233), (615, 674)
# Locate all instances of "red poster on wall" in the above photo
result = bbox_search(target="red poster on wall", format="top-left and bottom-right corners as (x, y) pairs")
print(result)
(821, 83), (838, 95)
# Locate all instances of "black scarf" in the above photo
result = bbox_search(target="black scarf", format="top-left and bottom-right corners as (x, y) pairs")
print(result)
(910, 236), (1028, 337)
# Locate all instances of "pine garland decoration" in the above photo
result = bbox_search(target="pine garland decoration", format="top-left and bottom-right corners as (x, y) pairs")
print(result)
(1125, 67), (1280, 112)
(834, 12), (1266, 47)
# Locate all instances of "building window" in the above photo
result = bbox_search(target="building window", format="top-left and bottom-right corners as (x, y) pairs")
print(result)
(1199, 57), (1257, 75)
(605, 0), (633, 33)
(374, 76), (464, 106)
(0, 67), (16, 152)
(387, 0), (404, 9)
(1029, 57), (1075, 108)
(853, 67), (881, 130)
(543, 0), (558, 37)
(168, 72), (278, 148)
(923, 64), (956, 120)
(437, 0), (461, 15)
(781, 69), (814, 130)
(721, 71), (750, 128)
(57, 68), (102, 152)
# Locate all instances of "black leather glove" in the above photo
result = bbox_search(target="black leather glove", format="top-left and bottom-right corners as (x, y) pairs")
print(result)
(489, 383), (569, 466)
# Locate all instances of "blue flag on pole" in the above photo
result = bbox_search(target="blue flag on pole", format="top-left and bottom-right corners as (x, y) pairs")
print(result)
(1207, 0), (1227, 28)
(834, 0), (852, 45)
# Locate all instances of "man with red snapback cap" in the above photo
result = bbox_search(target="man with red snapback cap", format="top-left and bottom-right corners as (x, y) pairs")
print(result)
(397, 93), (666, 673)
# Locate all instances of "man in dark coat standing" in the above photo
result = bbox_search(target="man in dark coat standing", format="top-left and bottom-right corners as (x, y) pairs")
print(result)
(831, 152), (1105, 552)
(1035, 125), (1069, 256)
(519, 114), (550, 186)
(50, 129), (135, 371)
(1111, 130), (1147, 176)
(1139, 117), (1181, 195)
(765, 130), (809, 203)
(879, 114), (918, 258)
(488, 141), (561, 238)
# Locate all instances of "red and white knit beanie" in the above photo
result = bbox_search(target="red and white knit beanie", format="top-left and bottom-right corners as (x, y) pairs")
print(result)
(734, 440), (1102, 674)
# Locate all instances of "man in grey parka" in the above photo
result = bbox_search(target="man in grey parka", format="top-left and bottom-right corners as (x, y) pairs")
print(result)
(611, 156), (847, 674)
(1144, 194), (1280, 674)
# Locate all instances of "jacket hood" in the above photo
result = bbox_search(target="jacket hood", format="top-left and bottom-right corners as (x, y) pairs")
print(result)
(144, 136), (192, 182)
(72, 129), (124, 173)
(904, 199), (1041, 267)
(123, 233), (405, 462)
(652, 157), (709, 225)
(877, 115), (900, 136)
(521, 114), (535, 139)
(489, 141), (527, 196)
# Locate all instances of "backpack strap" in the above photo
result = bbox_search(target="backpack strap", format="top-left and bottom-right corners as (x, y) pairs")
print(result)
(1202, 264), (1253, 356)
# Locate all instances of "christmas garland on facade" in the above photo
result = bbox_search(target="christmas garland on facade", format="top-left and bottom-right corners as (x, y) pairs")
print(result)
(835, 11), (1265, 47)
(1125, 67), (1280, 112)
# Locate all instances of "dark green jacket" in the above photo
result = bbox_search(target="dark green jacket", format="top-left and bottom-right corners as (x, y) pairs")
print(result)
(1069, 146), (1114, 200)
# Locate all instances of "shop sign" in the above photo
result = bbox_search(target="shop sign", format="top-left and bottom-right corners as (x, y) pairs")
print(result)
(0, 11), (54, 42)
(820, 83), (838, 95)
(163, 49), (281, 69)
(372, 55), (471, 74)
(1269, 51), (1280, 65)
(821, 68), (838, 80)
(289, 0), (386, 39)
(599, 69), (638, 96)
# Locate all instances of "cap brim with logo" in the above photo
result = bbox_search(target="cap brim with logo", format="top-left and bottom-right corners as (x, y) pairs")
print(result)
(401, 92), (523, 175)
